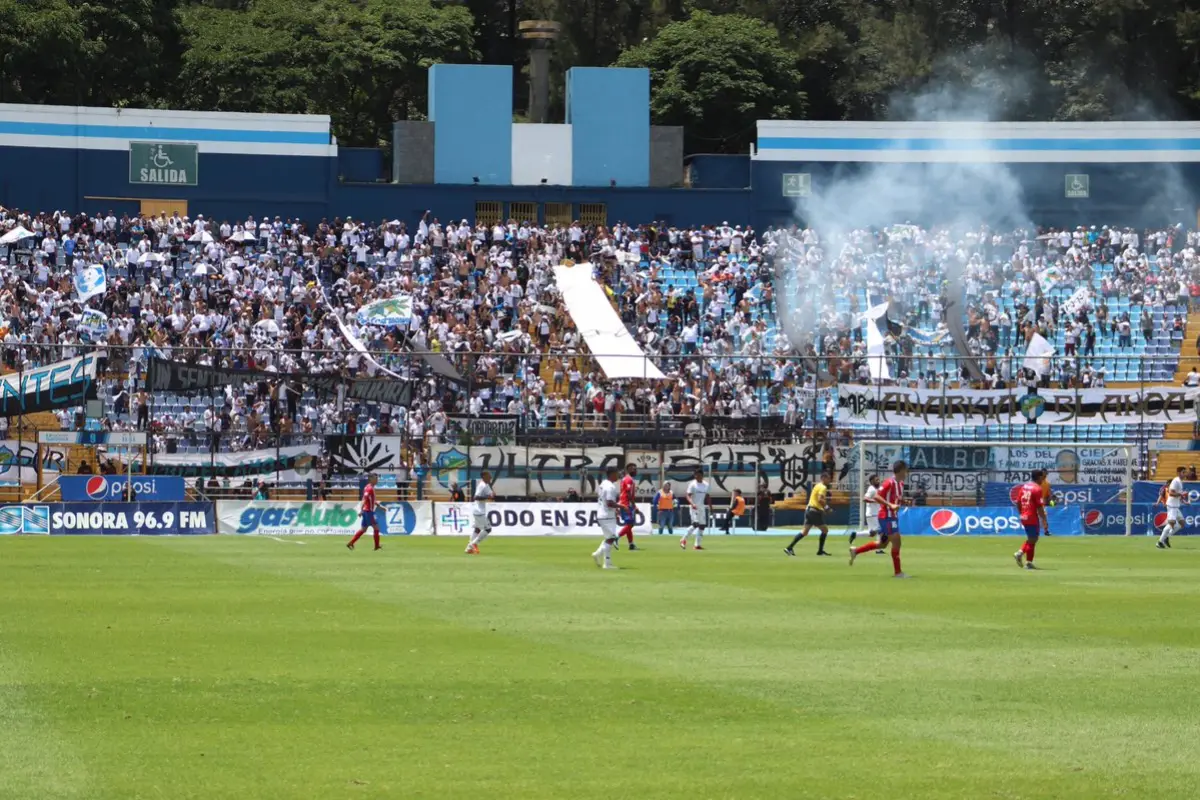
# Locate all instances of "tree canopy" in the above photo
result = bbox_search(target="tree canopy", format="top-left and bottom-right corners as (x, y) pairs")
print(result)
(0, 0), (1197, 149)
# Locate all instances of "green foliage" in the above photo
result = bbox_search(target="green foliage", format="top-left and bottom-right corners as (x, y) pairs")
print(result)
(176, 0), (476, 146)
(616, 11), (805, 153)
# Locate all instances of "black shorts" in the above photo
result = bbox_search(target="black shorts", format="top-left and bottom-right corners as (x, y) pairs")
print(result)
(805, 508), (826, 527)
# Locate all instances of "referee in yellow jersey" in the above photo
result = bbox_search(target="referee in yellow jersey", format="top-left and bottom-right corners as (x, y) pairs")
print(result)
(784, 471), (834, 557)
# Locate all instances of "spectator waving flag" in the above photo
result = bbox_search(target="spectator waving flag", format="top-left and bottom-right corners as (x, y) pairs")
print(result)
(73, 263), (106, 302)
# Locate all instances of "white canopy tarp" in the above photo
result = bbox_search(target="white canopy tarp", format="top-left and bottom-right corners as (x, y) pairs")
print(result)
(552, 264), (666, 380)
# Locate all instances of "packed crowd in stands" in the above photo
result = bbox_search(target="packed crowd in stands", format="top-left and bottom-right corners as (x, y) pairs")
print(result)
(0, 206), (1192, 461)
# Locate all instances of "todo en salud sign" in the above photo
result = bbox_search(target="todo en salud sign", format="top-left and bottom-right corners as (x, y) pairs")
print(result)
(129, 142), (199, 186)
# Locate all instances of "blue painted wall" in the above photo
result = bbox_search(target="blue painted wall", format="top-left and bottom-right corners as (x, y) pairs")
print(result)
(685, 155), (751, 189)
(337, 148), (387, 183)
(567, 68), (650, 187)
(429, 64), (512, 185)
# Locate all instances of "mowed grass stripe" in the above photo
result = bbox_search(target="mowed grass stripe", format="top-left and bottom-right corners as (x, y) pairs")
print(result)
(0, 536), (1196, 799)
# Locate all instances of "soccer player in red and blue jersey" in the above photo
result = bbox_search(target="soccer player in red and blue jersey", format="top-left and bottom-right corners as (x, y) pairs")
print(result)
(617, 463), (640, 551)
(1013, 469), (1049, 570)
(347, 472), (381, 551)
(849, 460), (908, 577)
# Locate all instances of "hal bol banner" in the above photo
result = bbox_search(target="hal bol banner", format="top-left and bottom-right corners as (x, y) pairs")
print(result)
(146, 358), (412, 407)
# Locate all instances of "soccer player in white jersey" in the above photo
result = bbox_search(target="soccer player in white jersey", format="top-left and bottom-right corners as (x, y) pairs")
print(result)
(592, 466), (621, 569)
(850, 473), (882, 546)
(1157, 466), (1187, 549)
(466, 470), (494, 554)
(682, 467), (710, 550)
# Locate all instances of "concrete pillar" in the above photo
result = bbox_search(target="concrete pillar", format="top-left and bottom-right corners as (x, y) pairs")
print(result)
(519, 20), (561, 124)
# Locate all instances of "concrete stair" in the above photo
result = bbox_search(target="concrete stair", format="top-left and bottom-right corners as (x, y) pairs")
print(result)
(1173, 316), (1200, 383)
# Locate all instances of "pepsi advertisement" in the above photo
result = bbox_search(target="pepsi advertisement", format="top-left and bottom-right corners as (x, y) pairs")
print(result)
(899, 506), (1084, 536)
(1079, 504), (1200, 536)
(59, 475), (187, 502)
(1131, 480), (1200, 505)
(983, 482), (1122, 507)
(48, 502), (215, 535)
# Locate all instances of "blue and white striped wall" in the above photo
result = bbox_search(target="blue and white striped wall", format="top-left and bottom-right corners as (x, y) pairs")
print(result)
(755, 120), (1200, 163)
(0, 104), (336, 158)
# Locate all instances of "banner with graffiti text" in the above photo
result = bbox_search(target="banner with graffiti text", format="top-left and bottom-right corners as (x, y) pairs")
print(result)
(838, 383), (1200, 427)
(427, 442), (855, 499)
(134, 445), (321, 482)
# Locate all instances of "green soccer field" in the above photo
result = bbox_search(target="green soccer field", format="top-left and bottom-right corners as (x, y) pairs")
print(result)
(1, 535), (1197, 800)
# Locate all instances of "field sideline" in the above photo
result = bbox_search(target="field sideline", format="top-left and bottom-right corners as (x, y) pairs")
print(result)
(1, 535), (1197, 800)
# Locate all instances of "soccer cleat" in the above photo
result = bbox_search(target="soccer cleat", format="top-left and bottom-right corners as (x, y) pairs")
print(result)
(1024, 563), (1038, 570)
(693, 546), (704, 550)
(783, 547), (795, 557)
(628, 543), (640, 551)
(849, 547), (858, 566)
(1165, 537), (1173, 548)
(876, 548), (888, 554)
(374, 545), (382, 551)
(1014, 551), (1024, 567)
(1156, 541), (1167, 549)
(592, 550), (603, 567)
(816, 551), (832, 557)
(346, 543), (354, 551)
(602, 563), (619, 570)
(893, 572), (911, 579)
(849, 530), (857, 544)
(680, 538), (688, 550)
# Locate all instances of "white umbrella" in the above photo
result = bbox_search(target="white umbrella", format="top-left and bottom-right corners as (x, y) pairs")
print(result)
(192, 264), (213, 277)
(138, 252), (165, 264)
(228, 230), (257, 243)
(226, 255), (246, 267)
(188, 230), (214, 244)
(0, 226), (34, 245)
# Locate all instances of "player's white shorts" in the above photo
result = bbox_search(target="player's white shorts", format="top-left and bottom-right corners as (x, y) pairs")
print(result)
(598, 517), (618, 540)
(472, 513), (492, 532)
(1167, 506), (1184, 524)
(691, 508), (708, 527)
(866, 515), (881, 533)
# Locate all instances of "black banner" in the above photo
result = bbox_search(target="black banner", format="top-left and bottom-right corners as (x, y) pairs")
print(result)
(327, 435), (403, 474)
(147, 358), (412, 407)
(448, 415), (519, 439)
(0, 355), (97, 417)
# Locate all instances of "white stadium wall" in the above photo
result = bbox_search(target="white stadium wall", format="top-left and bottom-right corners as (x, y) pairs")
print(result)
(754, 120), (1200, 163)
(0, 103), (336, 157)
(511, 123), (573, 185)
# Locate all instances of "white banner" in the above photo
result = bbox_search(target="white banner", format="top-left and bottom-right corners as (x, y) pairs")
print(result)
(434, 501), (652, 537)
(78, 308), (109, 343)
(137, 445), (322, 482)
(74, 264), (107, 302)
(0, 440), (68, 484)
(838, 383), (1200, 427)
(217, 499), (433, 535)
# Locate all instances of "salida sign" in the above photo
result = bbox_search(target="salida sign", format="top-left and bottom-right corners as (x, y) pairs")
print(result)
(129, 142), (198, 186)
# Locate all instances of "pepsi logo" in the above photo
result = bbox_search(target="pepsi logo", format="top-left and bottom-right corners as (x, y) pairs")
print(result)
(930, 508), (962, 536)
(1154, 512), (1168, 528)
(86, 476), (110, 500)
(1083, 509), (1104, 529)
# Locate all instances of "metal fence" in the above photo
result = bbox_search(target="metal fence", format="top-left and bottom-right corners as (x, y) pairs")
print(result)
(2, 344), (1189, 497)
